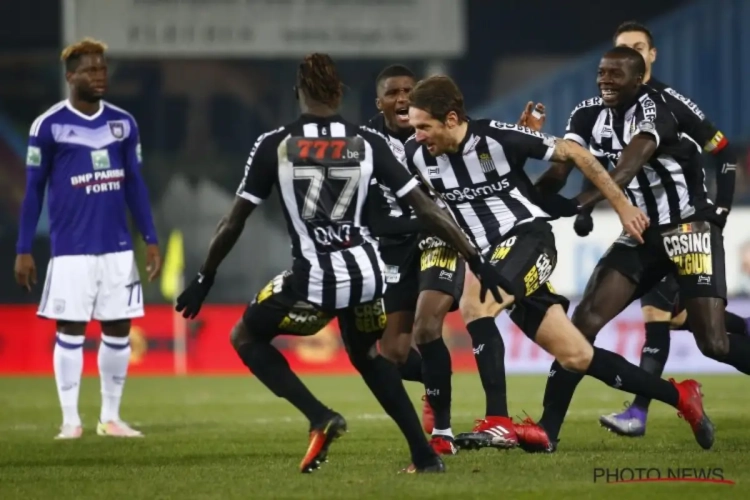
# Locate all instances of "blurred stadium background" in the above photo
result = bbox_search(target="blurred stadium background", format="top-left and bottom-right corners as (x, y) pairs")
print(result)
(1, 0), (750, 377)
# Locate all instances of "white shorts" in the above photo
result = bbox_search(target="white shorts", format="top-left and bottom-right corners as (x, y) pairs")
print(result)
(38, 251), (144, 322)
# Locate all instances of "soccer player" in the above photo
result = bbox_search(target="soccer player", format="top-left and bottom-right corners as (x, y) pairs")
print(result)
(14, 38), (161, 439)
(404, 75), (712, 453)
(174, 53), (509, 474)
(516, 46), (750, 453)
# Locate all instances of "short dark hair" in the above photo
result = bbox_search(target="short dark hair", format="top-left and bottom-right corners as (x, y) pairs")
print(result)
(613, 20), (655, 48)
(375, 64), (415, 89)
(409, 75), (467, 123)
(604, 46), (647, 79)
(296, 53), (344, 108)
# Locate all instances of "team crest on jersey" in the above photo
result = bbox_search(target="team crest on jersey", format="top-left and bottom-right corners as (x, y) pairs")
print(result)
(478, 152), (495, 173)
(108, 121), (126, 139)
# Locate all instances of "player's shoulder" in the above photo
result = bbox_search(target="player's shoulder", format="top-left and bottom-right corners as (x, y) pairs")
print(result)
(357, 123), (392, 146)
(482, 119), (547, 140)
(650, 84), (706, 121)
(570, 96), (604, 116)
(403, 132), (422, 156)
(102, 101), (137, 123)
(254, 124), (289, 149)
(29, 100), (67, 137)
(365, 112), (385, 132)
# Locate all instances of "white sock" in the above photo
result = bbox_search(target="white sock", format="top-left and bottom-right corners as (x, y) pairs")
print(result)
(54, 333), (84, 427)
(432, 428), (453, 438)
(98, 334), (131, 423)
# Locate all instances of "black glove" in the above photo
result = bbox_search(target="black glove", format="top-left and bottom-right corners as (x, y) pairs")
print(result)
(175, 271), (215, 319)
(707, 207), (729, 230)
(573, 211), (594, 237)
(467, 253), (512, 304)
(537, 194), (581, 220)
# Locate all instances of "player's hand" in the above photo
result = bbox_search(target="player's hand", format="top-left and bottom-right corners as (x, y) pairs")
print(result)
(466, 254), (505, 304)
(573, 211), (594, 237)
(517, 102), (546, 132)
(145, 244), (162, 282)
(175, 272), (215, 319)
(14, 254), (37, 291)
(537, 194), (580, 219)
(617, 205), (649, 244)
(707, 207), (729, 230)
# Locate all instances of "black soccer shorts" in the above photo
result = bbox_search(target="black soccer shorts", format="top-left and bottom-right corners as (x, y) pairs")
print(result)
(380, 241), (420, 315)
(243, 270), (387, 342)
(418, 238), (465, 312)
(599, 219), (727, 304)
(640, 274), (680, 313)
(485, 220), (569, 339)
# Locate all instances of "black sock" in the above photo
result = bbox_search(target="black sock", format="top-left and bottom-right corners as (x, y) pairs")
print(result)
(632, 322), (671, 410)
(721, 334), (750, 375)
(398, 348), (423, 383)
(725, 312), (749, 336)
(417, 337), (452, 430)
(355, 355), (436, 465)
(586, 347), (679, 407)
(466, 317), (508, 417)
(236, 341), (330, 425)
(538, 361), (584, 441)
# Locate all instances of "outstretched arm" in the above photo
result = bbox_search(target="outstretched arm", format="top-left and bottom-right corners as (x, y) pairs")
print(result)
(573, 134), (657, 209)
(200, 198), (256, 276)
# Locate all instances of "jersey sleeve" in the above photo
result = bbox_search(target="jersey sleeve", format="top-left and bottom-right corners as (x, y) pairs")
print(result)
(16, 118), (54, 253)
(563, 100), (599, 147)
(122, 118), (158, 245)
(365, 129), (418, 198)
(487, 121), (556, 162)
(236, 131), (279, 205)
(633, 96), (677, 148)
(659, 87), (719, 148)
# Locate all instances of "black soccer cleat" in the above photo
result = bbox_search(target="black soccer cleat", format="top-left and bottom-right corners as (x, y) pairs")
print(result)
(399, 456), (446, 474)
(299, 412), (347, 473)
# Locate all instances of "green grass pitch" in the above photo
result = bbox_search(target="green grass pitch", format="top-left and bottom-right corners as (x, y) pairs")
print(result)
(0, 374), (747, 499)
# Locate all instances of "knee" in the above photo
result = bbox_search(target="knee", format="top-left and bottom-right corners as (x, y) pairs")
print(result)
(697, 334), (729, 359)
(413, 313), (443, 344)
(346, 341), (379, 372)
(100, 319), (131, 337)
(460, 295), (501, 324)
(557, 344), (594, 373)
(229, 319), (255, 351)
(641, 305), (672, 324)
(379, 340), (410, 366)
(56, 321), (87, 336)
(571, 302), (605, 341)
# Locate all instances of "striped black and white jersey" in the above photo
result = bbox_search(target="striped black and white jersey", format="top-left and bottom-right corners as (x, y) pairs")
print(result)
(236, 114), (419, 310)
(364, 113), (420, 248)
(565, 86), (710, 226)
(405, 119), (554, 254)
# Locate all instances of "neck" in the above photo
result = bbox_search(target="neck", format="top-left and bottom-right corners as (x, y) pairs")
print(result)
(643, 70), (651, 84)
(69, 93), (101, 116)
(384, 121), (413, 142)
(301, 102), (338, 117)
(446, 121), (469, 153)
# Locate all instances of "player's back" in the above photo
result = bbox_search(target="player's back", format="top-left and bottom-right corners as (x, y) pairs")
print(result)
(240, 113), (415, 310)
(28, 100), (139, 256)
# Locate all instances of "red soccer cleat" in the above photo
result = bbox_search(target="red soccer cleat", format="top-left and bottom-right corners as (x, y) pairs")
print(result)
(429, 435), (458, 455)
(299, 413), (347, 473)
(514, 416), (556, 453)
(454, 416), (518, 450)
(671, 378), (714, 450)
(421, 395), (435, 435)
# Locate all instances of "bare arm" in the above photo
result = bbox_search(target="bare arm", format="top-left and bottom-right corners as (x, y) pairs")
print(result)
(402, 188), (477, 260)
(549, 139), (633, 213)
(534, 161), (575, 196)
(574, 135), (657, 209)
(200, 197), (256, 275)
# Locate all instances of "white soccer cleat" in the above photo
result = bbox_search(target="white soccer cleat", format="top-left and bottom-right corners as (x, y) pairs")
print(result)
(96, 420), (144, 438)
(55, 424), (83, 440)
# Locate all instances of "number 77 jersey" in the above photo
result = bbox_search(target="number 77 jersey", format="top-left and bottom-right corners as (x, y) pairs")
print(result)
(236, 115), (419, 310)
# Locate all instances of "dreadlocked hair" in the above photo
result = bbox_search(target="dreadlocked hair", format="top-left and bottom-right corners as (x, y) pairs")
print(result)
(297, 53), (344, 108)
(61, 37), (108, 72)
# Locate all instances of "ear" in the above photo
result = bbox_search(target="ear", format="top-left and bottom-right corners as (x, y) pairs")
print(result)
(375, 97), (383, 111)
(445, 111), (459, 128)
(650, 47), (657, 64)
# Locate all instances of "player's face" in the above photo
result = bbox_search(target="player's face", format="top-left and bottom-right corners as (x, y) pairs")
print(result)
(409, 107), (459, 156)
(615, 31), (656, 76)
(68, 54), (108, 102)
(597, 57), (641, 108)
(376, 76), (415, 131)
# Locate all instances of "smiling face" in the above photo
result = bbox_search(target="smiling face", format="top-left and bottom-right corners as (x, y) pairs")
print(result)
(597, 56), (643, 108)
(376, 75), (415, 132)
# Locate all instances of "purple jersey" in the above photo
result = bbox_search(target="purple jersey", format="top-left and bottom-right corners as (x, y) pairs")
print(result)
(16, 100), (157, 256)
